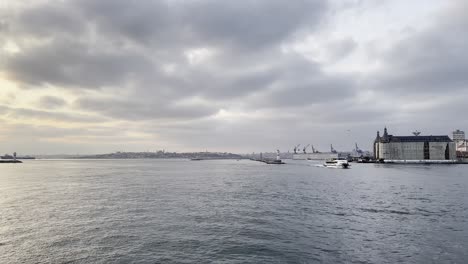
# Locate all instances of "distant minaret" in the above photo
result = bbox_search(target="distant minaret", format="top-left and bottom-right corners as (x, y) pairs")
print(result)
(276, 150), (280, 161)
(13, 152), (17, 161)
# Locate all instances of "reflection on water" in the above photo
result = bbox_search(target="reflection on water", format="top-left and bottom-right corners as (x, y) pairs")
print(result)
(1, 159), (467, 263)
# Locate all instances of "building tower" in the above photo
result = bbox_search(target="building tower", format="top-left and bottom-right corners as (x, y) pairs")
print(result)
(382, 127), (389, 142)
(453, 129), (465, 143)
(374, 131), (380, 159)
(453, 129), (467, 152)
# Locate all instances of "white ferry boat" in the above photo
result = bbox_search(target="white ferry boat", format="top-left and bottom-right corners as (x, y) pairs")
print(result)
(323, 159), (350, 169)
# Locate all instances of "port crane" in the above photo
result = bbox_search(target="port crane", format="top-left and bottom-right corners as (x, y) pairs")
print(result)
(330, 144), (337, 153)
(354, 143), (363, 154)
(311, 145), (318, 153)
(303, 144), (310, 154)
(293, 144), (301, 154)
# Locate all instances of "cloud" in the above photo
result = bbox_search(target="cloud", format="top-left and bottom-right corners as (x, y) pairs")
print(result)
(325, 37), (357, 61)
(178, 0), (328, 51)
(0, 105), (107, 124)
(4, 38), (153, 89)
(368, 1), (468, 95)
(0, 0), (467, 153)
(73, 97), (218, 121)
(13, 1), (85, 38)
(71, 0), (328, 50)
(37, 96), (67, 109)
(251, 65), (356, 108)
(0, 20), (7, 32)
(2, 0), (334, 107)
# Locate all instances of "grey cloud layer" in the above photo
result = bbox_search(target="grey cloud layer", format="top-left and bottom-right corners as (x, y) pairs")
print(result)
(75, 0), (327, 49)
(5, 38), (152, 88)
(73, 97), (217, 120)
(37, 95), (67, 109)
(1, 0), (467, 152)
(371, 2), (468, 95)
(0, 104), (107, 123)
(3, 0), (350, 123)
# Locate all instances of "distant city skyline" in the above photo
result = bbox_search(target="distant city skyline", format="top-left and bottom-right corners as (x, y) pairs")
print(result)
(1, 0), (467, 154)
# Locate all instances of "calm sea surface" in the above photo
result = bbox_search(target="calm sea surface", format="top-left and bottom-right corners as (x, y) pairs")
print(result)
(1, 159), (467, 263)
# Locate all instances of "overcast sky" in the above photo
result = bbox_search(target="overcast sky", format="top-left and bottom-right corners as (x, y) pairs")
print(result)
(0, 0), (466, 154)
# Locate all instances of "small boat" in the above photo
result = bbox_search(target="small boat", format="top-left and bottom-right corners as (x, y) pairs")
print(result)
(323, 159), (350, 169)
(190, 158), (203, 161)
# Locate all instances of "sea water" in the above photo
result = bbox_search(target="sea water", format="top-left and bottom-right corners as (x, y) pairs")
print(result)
(1, 159), (467, 263)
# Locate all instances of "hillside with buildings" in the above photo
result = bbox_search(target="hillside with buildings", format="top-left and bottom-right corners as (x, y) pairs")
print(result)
(73, 151), (245, 160)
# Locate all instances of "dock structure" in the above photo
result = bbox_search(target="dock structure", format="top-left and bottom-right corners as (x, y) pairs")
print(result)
(250, 158), (285, 164)
(251, 150), (286, 164)
(0, 152), (24, 163)
(0, 160), (22, 163)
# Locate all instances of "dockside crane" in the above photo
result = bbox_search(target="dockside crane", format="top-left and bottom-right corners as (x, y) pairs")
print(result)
(355, 143), (363, 154)
(331, 144), (337, 153)
(293, 144), (301, 154)
(303, 144), (310, 154)
(311, 145), (317, 153)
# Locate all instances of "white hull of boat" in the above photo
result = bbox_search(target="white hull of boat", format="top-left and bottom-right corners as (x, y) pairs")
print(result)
(323, 160), (350, 169)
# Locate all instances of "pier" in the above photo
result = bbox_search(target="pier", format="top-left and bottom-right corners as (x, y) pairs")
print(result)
(251, 150), (286, 164)
(0, 152), (23, 163)
(0, 160), (23, 163)
(251, 158), (285, 164)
